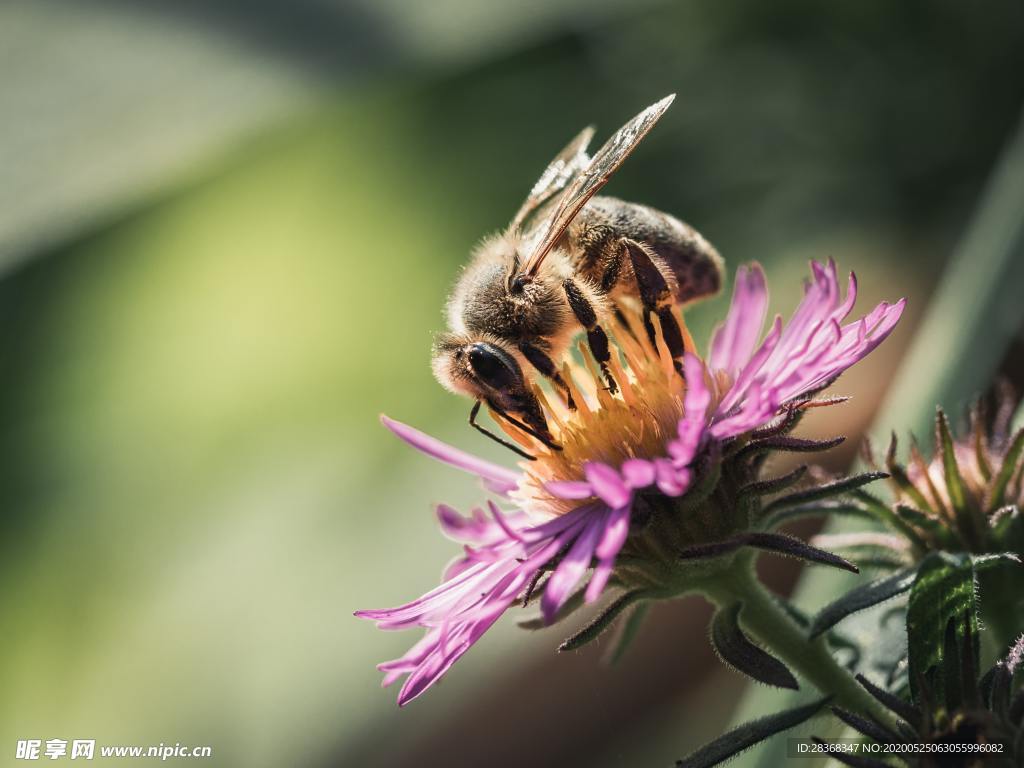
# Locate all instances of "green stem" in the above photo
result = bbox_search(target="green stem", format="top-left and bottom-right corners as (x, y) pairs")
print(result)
(700, 558), (897, 730)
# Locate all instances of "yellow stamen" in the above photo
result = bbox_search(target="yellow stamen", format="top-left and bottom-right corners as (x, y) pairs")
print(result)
(506, 305), (693, 516)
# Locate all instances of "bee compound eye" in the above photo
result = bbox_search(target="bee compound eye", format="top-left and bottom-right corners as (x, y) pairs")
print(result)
(466, 343), (519, 390)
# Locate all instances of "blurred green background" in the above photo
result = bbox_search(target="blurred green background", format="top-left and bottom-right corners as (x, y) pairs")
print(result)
(2, 1), (1023, 766)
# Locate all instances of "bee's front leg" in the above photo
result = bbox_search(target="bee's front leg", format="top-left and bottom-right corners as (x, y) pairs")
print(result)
(621, 239), (686, 376)
(562, 279), (618, 394)
(517, 343), (577, 410)
(468, 400), (536, 461)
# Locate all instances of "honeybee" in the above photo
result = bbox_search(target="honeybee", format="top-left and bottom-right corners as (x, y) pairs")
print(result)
(432, 95), (724, 459)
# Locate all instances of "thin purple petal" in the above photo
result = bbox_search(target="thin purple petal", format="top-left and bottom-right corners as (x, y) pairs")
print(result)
(541, 512), (607, 622)
(583, 462), (632, 509)
(709, 263), (768, 376)
(621, 458), (657, 488)
(381, 415), (519, 495)
(545, 480), (596, 500)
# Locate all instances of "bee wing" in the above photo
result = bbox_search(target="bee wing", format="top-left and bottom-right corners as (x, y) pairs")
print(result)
(520, 94), (675, 277)
(510, 125), (595, 231)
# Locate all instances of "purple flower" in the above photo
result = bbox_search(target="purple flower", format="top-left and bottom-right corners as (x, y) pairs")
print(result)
(357, 260), (904, 705)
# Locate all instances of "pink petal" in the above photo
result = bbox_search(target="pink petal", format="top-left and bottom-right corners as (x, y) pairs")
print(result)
(486, 500), (526, 542)
(585, 559), (616, 603)
(381, 415), (519, 495)
(541, 514), (606, 622)
(584, 462), (632, 509)
(709, 263), (768, 376)
(595, 505), (631, 560)
(545, 480), (595, 500)
(653, 458), (690, 496)
(668, 354), (711, 466)
(621, 458), (656, 488)
(585, 505), (631, 603)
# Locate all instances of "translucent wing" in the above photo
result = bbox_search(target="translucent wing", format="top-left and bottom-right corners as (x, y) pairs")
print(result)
(510, 125), (595, 231)
(520, 94), (675, 277)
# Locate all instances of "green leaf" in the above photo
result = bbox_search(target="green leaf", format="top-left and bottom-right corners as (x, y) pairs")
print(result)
(989, 506), (1024, 544)
(906, 552), (980, 703)
(711, 603), (799, 690)
(809, 567), (917, 639)
(676, 698), (828, 767)
(971, 551), (1023, 571)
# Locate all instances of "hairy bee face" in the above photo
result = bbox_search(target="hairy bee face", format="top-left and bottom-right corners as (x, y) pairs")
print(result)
(431, 332), (551, 441)
(431, 334), (522, 397)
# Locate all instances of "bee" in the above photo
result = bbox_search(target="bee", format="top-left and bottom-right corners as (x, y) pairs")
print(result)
(432, 95), (724, 459)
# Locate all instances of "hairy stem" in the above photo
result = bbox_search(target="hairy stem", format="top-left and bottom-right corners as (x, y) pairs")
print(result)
(699, 556), (897, 730)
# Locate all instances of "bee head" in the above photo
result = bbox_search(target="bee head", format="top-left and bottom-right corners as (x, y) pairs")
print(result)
(431, 332), (551, 441)
(432, 334), (525, 396)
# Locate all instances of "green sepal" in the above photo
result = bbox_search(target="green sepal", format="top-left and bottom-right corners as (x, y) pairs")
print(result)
(759, 499), (875, 532)
(679, 532), (859, 574)
(675, 698), (829, 768)
(885, 432), (934, 514)
(738, 465), (807, 500)
(710, 602), (799, 690)
(809, 532), (910, 569)
(987, 426), (1024, 512)
(517, 584), (588, 629)
(936, 409), (984, 547)
(735, 434), (845, 464)
(854, 673), (921, 724)
(558, 589), (655, 652)
(831, 706), (906, 746)
(758, 471), (888, 519)
(852, 489), (932, 553)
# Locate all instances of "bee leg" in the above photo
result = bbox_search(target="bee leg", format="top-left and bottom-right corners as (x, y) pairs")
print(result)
(562, 279), (618, 394)
(623, 239), (687, 376)
(468, 400), (536, 460)
(613, 307), (634, 334)
(518, 342), (577, 410)
(489, 401), (563, 452)
(599, 242), (624, 294)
